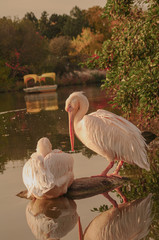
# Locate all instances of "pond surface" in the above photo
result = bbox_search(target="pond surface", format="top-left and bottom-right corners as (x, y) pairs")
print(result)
(0, 84), (158, 240)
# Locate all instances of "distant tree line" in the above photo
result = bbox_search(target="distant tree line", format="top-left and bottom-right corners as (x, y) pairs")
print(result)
(0, 5), (111, 91)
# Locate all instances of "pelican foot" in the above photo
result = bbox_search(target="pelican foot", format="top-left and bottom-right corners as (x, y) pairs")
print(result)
(107, 173), (123, 179)
(102, 192), (118, 208)
(91, 174), (107, 178)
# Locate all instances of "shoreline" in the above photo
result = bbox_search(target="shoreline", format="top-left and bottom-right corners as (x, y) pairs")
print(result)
(0, 69), (106, 93)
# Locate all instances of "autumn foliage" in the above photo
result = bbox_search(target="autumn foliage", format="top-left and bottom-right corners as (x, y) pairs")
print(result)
(0, 6), (110, 91)
(84, 0), (159, 120)
(72, 28), (104, 57)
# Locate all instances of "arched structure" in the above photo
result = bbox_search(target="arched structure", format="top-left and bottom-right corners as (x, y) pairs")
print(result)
(23, 72), (57, 93)
(23, 74), (40, 87)
(39, 72), (56, 82)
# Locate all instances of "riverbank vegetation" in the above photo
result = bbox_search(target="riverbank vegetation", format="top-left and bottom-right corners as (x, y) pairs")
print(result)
(0, 1), (158, 123)
(84, 0), (159, 121)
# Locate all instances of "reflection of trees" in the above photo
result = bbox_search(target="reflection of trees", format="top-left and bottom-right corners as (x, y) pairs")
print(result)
(0, 156), (6, 173)
(81, 147), (97, 159)
(0, 102), (87, 172)
(0, 91), (25, 113)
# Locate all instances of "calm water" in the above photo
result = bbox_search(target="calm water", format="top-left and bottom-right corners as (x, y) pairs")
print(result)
(0, 84), (158, 240)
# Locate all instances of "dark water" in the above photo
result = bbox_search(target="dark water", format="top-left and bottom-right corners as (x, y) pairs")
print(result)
(0, 84), (158, 240)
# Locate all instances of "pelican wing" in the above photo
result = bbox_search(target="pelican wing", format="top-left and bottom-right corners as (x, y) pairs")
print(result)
(44, 150), (74, 188)
(23, 153), (52, 197)
(22, 159), (34, 197)
(80, 109), (149, 170)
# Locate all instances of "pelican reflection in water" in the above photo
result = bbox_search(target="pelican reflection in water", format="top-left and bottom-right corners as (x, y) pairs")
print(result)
(82, 193), (152, 240)
(25, 192), (152, 240)
(25, 197), (78, 240)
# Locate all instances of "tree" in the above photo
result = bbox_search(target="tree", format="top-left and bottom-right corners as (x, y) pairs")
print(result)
(15, 19), (49, 73)
(0, 17), (17, 60)
(0, 17), (49, 82)
(84, 6), (111, 40)
(38, 11), (50, 37)
(47, 36), (77, 74)
(47, 14), (69, 39)
(72, 28), (104, 57)
(24, 12), (38, 28)
(62, 6), (88, 38)
(104, 0), (134, 17)
(84, 0), (159, 121)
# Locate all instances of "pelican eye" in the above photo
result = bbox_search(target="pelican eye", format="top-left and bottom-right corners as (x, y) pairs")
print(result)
(67, 104), (73, 112)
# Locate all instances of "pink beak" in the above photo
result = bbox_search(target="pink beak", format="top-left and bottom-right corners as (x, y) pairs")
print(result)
(68, 111), (75, 152)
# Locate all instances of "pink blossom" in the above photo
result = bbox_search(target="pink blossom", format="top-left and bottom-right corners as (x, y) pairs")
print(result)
(104, 67), (110, 71)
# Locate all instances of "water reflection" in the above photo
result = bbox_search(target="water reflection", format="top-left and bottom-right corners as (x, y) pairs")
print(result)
(24, 92), (58, 113)
(26, 197), (78, 240)
(84, 193), (152, 240)
(25, 192), (152, 240)
(1, 86), (109, 172)
(0, 85), (158, 240)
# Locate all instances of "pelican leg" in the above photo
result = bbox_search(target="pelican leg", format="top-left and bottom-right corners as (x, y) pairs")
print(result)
(78, 216), (83, 240)
(115, 186), (127, 203)
(102, 192), (118, 208)
(107, 160), (124, 178)
(114, 160), (124, 174)
(100, 161), (115, 177)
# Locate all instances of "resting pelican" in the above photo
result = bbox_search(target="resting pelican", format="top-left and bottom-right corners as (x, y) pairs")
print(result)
(83, 194), (152, 240)
(65, 92), (149, 177)
(22, 137), (74, 199)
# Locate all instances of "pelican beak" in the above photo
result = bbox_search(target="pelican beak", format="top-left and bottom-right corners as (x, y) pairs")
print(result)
(68, 109), (75, 152)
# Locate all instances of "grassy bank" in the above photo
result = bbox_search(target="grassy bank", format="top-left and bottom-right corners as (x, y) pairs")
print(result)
(56, 69), (106, 87)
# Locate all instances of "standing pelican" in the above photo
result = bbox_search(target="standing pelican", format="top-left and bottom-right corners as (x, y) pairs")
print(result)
(22, 137), (74, 199)
(65, 92), (149, 177)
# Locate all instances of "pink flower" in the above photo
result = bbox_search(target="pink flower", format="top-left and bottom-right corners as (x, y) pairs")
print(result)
(104, 67), (110, 71)
(15, 50), (20, 57)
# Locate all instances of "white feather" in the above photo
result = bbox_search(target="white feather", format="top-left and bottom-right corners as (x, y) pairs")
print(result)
(85, 110), (149, 170)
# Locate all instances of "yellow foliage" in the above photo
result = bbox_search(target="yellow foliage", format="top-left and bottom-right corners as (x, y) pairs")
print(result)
(72, 28), (104, 56)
